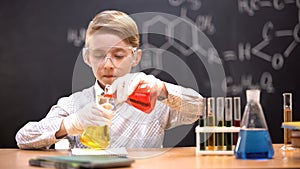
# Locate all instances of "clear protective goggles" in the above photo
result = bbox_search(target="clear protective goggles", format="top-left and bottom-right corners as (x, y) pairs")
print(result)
(83, 46), (137, 67)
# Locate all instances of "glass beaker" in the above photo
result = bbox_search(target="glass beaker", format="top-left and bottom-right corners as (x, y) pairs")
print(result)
(80, 86), (115, 149)
(234, 89), (274, 159)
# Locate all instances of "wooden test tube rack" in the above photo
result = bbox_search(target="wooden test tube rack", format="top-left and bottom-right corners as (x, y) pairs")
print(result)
(195, 126), (240, 155)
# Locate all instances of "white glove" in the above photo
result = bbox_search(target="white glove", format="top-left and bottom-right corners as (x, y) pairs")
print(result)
(63, 102), (114, 136)
(108, 72), (164, 103)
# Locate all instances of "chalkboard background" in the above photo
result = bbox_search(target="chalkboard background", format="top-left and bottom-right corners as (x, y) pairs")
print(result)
(1, 0), (299, 148)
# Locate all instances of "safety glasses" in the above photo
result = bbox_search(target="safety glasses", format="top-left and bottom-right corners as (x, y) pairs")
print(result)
(83, 46), (137, 67)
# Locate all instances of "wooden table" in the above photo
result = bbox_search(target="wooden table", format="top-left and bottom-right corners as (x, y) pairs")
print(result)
(1, 144), (300, 169)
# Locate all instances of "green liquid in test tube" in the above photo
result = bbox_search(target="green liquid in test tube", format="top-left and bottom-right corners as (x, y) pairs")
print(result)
(225, 97), (233, 151)
(216, 97), (224, 151)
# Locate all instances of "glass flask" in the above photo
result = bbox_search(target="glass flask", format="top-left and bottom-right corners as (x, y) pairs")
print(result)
(234, 89), (274, 159)
(104, 82), (158, 114)
(80, 87), (115, 149)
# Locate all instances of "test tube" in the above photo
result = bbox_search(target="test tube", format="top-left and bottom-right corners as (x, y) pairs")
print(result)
(199, 98), (207, 150)
(216, 97), (224, 150)
(225, 97), (233, 150)
(207, 97), (215, 151)
(233, 97), (241, 145)
(283, 93), (292, 147)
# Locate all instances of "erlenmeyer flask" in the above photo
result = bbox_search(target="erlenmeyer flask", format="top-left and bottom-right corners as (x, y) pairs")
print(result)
(234, 89), (274, 159)
(80, 86), (115, 149)
(104, 83), (158, 114)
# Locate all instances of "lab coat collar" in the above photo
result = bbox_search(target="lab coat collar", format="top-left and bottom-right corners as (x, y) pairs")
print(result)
(94, 81), (105, 96)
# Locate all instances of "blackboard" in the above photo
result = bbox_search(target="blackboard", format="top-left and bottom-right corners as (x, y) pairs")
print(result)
(0, 0), (299, 148)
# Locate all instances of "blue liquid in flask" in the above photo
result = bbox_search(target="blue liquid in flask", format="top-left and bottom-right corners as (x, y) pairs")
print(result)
(234, 129), (274, 159)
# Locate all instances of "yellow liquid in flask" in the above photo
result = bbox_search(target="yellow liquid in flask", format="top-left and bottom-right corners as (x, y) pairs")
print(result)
(80, 125), (110, 149)
(80, 99), (113, 149)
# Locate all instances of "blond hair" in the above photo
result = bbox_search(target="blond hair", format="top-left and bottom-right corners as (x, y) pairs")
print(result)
(85, 10), (140, 48)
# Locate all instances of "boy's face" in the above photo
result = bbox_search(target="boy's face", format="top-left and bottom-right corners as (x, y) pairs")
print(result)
(85, 33), (140, 88)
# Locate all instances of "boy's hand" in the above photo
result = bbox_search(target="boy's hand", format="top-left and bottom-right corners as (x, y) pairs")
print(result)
(63, 102), (114, 135)
(107, 72), (165, 103)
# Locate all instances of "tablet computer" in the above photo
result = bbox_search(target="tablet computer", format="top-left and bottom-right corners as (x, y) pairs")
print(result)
(29, 155), (135, 168)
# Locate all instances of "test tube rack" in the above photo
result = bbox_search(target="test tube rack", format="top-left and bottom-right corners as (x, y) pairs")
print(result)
(195, 126), (240, 155)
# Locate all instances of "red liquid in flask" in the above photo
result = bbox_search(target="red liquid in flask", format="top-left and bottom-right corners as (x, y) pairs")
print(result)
(104, 83), (158, 114)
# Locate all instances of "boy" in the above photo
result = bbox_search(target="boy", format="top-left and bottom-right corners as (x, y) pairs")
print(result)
(15, 10), (204, 149)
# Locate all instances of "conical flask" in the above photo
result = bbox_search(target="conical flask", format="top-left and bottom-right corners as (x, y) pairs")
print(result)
(80, 86), (115, 149)
(234, 89), (274, 159)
